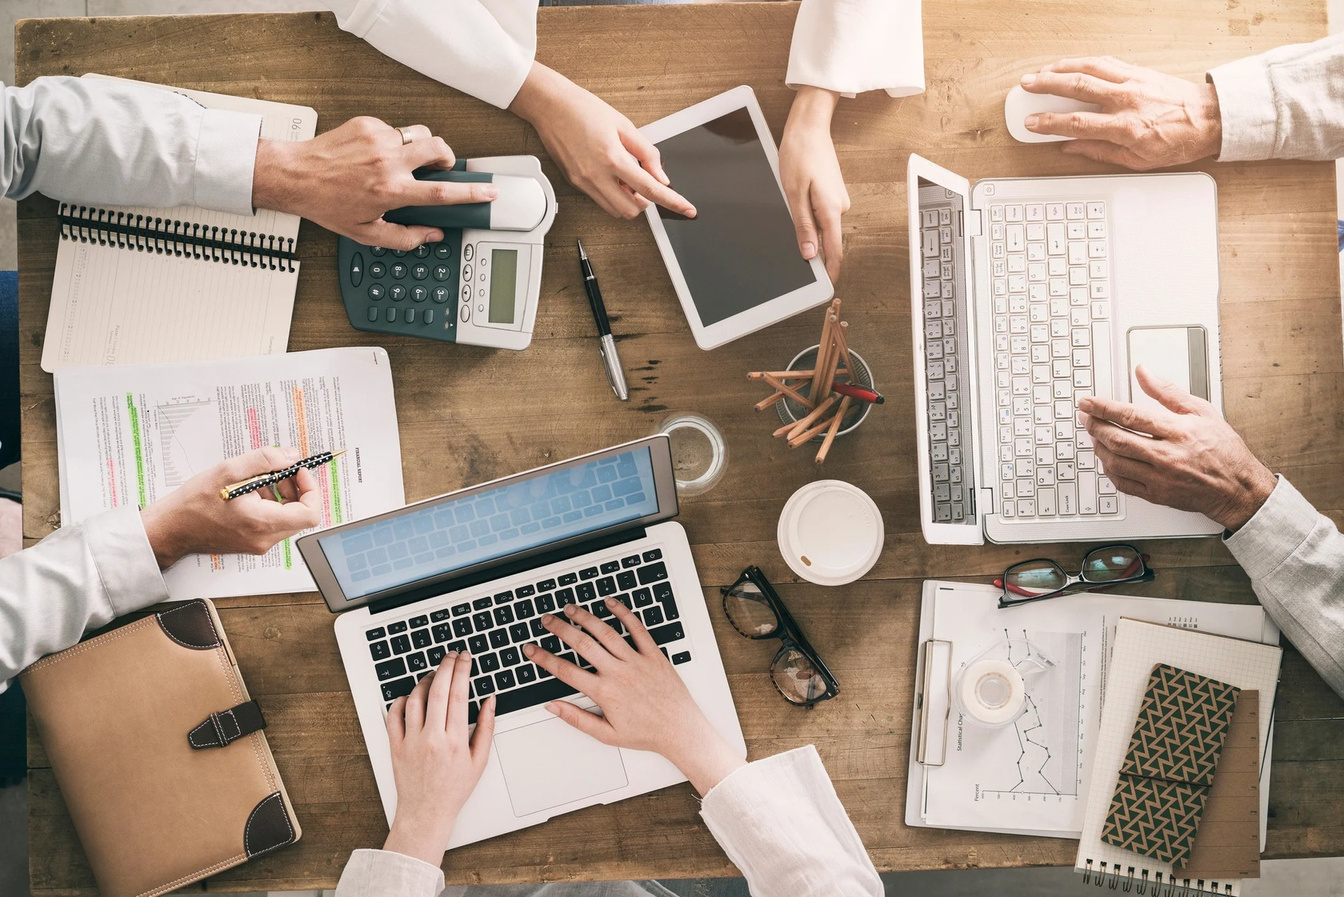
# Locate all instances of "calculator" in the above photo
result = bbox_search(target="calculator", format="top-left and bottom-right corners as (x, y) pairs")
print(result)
(336, 157), (556, 350)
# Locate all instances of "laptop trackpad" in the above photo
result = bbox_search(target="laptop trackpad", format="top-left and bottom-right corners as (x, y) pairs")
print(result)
(494, 716), (629, 817)
(1127, 326), (1209, 411)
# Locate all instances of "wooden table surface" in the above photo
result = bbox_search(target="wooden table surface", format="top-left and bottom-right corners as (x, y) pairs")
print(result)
(18, 1), (1344, 891)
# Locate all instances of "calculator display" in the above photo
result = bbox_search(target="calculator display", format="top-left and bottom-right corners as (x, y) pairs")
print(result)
(317, 446), (661, 600)
(488, 249), (518, 323)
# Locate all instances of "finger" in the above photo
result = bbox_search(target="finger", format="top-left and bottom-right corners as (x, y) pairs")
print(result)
(1019, 71), (1125, 105)
(469, 696), (497, 766)
(547, 608), (617, 669)
(566, 602), (635, 660)
(384, 695), (407, 743)
(790, 194), (819, 263)
(1042, 56), (1135, 83)
(446, 650), (472, 733)
(396, 179), (499, 209)
(619, 127), (671, 186)
(522, 639), (599, 693)
(606, 598), (659, 655)
(1106, 471), (1151, 499)
(1025, 111), (1136, 144)
(353, 220), (445, 252)
(816, 197), (844, 283)
(392, 123), (433, 145)
(252, 490), (323, 533)
(424, 659), (453, 731)
(403, 135), (457, 170)
(1077, 394), (1179, 439)
(404, 670), (431, 732)
(1060, 139), (1156, 171)
(216, 446), (294, 483)
(1085, 416), (1165, 464)
(1091, 442), (1158, 485)
(545, 698), (617, 744)
(614, 154), (696, 218)
(1135, 365), (1219, 418)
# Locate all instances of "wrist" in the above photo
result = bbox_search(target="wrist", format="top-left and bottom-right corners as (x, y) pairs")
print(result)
(509, 62), (565, 128)
(1197, 82), (1223, 160)
(1221, 465), (1276, 532)
(250, 138), (300, 216)
(664, 724), (746, 797)
(786, 86), (840, 135)
(138, 504), (189, 570)
(383, 817), (454, 868)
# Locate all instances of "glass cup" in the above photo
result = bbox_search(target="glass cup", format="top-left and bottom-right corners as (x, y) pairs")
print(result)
(657, 413), (727, 496)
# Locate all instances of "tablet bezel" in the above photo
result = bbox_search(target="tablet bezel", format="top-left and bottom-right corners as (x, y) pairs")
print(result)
(640, 85), (833, 350)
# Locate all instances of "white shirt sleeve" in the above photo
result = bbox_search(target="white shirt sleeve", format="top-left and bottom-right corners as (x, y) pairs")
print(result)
(1208, 32), (1344, 162)
(334, 848), (446, 897)
(1, 76), (261, 214)
(1224, 476), (1344, 698)
(786, 0), (925, 98)
(699, 746), (882, 897)
(0, 507), (169, 692)
(327, 0), (537, 110)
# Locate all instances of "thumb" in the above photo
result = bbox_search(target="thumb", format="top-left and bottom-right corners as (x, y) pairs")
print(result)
(355, 220), (443, 252)
(546, 699), (615, 744)
(470, 696), (497, 766)
(1136, 365), (1216, 418)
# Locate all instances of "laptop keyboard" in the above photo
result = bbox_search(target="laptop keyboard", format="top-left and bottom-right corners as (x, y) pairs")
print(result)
(989, 200), (1122, 520)
(919, 203), (977, 525)
(364, 548), (691, 723)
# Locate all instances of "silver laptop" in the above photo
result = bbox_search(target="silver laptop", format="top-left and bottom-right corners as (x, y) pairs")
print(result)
(298, 435), (745, 848)
(907, 153), (1224, 545)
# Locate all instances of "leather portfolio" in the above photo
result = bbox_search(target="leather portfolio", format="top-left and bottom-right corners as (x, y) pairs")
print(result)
(21, 599), (300, 897)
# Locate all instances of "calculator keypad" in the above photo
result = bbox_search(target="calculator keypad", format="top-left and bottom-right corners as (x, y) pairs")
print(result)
(338, 234), (461, 341)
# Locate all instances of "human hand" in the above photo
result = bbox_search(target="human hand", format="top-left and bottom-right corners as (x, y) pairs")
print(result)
(1020, 57), (1223, 170)
(780, 86), (849, 282)
(382, 652), (496, 866)
(139, 447), (323, 569)
(523, 600), (744, 796)
(509, 63), (696, 220)
(251, 117), (498, 250)
(1077, 366), (1276, 530)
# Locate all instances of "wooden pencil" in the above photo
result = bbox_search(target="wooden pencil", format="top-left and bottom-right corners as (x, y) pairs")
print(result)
(782, 392), (841, 440)
(810, 310), (837, 399)
(760, 373), (814, 409)
(815, 396), (851, 463)
(755, 391), (785, 412)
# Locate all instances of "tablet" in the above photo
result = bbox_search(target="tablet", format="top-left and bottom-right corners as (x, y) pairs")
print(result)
(641, 86), (834, 350)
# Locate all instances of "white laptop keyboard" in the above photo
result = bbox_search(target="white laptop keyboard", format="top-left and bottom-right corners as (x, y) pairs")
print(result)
(988, 200), (1122, 520)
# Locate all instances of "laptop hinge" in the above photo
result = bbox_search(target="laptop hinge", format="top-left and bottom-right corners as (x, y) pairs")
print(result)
(978, 486), (995, 517)
(963, 205), (983, 238)
(367, 526), (650, 617)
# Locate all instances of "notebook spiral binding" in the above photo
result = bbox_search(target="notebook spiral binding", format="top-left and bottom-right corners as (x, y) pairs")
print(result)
(1081, 859), (1236, 896)
(58, 204), (298, 272)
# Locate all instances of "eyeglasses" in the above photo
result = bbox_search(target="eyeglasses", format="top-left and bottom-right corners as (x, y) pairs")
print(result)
(720, 566), (839, 706)
(997, 544), (1154, 609)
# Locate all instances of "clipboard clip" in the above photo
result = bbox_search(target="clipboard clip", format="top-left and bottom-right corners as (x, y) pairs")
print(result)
(916, 638), (954, 767)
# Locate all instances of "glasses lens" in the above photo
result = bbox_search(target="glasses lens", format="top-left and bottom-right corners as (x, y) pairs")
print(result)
(723, 579), (780, 637)
(771, 646), (830, 705)
(1082, 545), (1144, 583)
(1003, 560), (1069, 599)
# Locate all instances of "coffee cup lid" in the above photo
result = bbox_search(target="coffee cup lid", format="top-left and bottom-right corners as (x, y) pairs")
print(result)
(777, 480), (883, 586)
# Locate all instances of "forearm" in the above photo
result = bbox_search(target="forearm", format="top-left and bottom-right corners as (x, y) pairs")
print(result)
(1225, 476), (1344, 697)
(0, 508), (168, 691)
(2, 76), (259, 213)
(1210, 32), (1344, 161)
(699, 746), (882, 897)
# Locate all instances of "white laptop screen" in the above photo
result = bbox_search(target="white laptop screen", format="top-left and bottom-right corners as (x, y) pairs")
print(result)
(315, 446), (661, 600)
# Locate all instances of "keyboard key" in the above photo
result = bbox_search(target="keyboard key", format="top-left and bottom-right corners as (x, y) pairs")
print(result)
(642, 549), (663, 562)
(495, 669), (516, 690)
(509, 622), (530, 642)
(432, 623), (452, 643)
(648, 622), (685, 645)
(387, 621), (408, 634)
(468, 634), (489, 654)
(473, 676), (495, 696)
(537, 578), (556, 592)
(494, 590), (514, 605)
(616, 570), (637, 591)
(479, 653), (501, 673)
(472, 597), (493, 611)
(428, 646), (447, 666)
(555, 588), (576, 606)
(501, 646), (521, 667)
(490, 676), (578, 717)
(376, 658), (407, 681)
(576, 582), (596, 601)
(541, 635), (562, 653)
(530, 618), (547, 637)
(637, 562), (669, 585)
(494, 606), (515, 626)
(515, 599), (536, 619)
(580, 567), (600, 580)
(453, 618), (472, 638)
(412, 629), (431, 649)
(516, 584), (536, 598)
(621, 554), (642, 568)
(430, 609), (451, 623)
(489, 629), (509, 649)
(654, 582), (680, 620)
(409, 615), (429, 629)
(407, 652), (428, 672)
(559, 572), (578, 586)
(672, 651), (692, 665)
(369, 640), (392, 661)
(535, 593), (555, 613)
(597, 577), (618, 597)
(594, 601), (613, 619)
(391, 635), (412, 655)
(517, 664), (537, 684)
(448, 640), (467, 654)
(381, 678), (415, 702)
(644, 606), (665, 626)
(366, 627), (386, 641)
(600, 560), (621, 574)
(452, 602), (471, 617)
(633, 588), (653, 607)
(473, 611), (493, 631)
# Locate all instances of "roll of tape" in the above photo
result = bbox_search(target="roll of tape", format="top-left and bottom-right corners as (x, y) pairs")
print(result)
(958, 659), (1026, 726)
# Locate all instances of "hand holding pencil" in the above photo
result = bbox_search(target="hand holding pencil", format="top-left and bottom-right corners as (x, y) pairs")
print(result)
(139, 447), (323, 570)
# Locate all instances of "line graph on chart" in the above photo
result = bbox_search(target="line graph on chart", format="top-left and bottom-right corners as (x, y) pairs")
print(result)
(971, 629), (1086, 801)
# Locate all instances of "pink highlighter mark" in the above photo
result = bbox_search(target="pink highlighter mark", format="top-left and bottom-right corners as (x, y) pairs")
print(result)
(107, 458), (119, 507)
(247, 407), (262, 449)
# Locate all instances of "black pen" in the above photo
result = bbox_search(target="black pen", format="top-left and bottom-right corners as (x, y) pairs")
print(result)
(219, 449), (344, 500)
(577, 239), (628, 401)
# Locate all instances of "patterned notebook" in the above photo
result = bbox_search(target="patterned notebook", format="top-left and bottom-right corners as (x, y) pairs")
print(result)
(1101, 664), (1239, 865)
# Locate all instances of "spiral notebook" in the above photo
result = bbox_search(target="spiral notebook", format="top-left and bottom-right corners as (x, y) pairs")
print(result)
(40, 75), (317, 372)
(1074, 618), (1283, 895)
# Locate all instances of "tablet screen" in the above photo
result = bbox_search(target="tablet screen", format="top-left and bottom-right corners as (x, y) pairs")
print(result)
(655, 107), (817, 326)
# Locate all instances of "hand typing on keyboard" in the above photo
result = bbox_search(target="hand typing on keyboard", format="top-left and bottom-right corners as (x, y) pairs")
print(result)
(524, 600), (746, 797)
(1078, 366), (1276, 530)
(381, 651), (497, 867)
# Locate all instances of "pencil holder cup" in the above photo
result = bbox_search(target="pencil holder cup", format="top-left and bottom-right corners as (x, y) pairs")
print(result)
(776, 346), (874, 440)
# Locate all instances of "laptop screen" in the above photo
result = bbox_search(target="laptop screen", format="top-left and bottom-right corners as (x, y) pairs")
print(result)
(315, 446), (661, 601)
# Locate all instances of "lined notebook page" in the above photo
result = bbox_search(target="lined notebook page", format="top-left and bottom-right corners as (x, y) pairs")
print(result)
(1074, 618), (1283, 895)
(41, 78), (316, 371)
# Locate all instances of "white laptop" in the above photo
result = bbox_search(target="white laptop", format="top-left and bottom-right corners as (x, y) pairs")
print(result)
(907, 154), (1224, 545)
(298, 435), (745, 848)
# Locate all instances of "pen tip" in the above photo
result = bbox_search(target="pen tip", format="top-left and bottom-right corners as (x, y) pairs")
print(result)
(576, 238), (587, 259)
